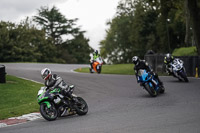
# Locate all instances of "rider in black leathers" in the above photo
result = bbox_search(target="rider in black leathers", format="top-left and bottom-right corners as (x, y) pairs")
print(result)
(41, 68), (73, 100)
(132, 56), (163, 86)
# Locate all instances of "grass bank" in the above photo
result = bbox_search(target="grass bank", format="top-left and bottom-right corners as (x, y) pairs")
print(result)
(75, 64), (135, 75)
(0, 75), (42, 120)
(172, 46), (197, 56)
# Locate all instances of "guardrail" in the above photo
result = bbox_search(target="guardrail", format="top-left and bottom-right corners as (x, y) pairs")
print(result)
(144, 54), (200, 77)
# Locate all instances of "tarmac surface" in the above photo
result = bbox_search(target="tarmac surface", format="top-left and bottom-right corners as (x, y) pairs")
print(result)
(0, 63), (200, 133)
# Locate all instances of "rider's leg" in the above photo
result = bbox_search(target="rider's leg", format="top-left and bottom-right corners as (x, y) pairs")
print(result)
(90, 61), (94, 69)
(153, 72), (163, 86)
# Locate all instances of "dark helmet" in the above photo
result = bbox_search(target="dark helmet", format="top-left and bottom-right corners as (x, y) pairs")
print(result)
(93, 50), (98, 55)
(165, 53), (174, 63)
(132, 56), (140, 65)
(41, 68), (51, 80)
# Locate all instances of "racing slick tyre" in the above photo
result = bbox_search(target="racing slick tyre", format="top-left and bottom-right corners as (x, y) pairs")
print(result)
(144, 83), (157, 97)
(40, 102), (58, 121)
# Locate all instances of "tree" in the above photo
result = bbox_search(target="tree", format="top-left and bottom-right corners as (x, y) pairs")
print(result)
(100, 0), (159, 63)
(63, 33), (93, 63)
(186, 0), (200, 55)
(100, 0), (190, 63)
(33, 6), (80, 45)
(33, 6), (93, 63)
(0, 19), (64, 63)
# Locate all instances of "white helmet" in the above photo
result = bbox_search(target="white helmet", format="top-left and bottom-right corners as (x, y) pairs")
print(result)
(41, 68), (51, 80)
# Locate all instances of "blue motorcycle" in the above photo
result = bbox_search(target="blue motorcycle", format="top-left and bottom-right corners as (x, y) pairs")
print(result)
(137, 70), (165, 97)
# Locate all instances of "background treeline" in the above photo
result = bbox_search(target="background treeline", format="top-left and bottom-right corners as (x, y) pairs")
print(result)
(0, 6), (93, 63)
(100, 0), (200, 64)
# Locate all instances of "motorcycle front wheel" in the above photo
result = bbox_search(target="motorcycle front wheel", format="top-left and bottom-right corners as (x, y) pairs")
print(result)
(144, 83), (157, 97)
(97, 66), (101, 74)
(75, 97), (88, 115)
(40, 102), (58, 121)
(179, 71), (189, 82)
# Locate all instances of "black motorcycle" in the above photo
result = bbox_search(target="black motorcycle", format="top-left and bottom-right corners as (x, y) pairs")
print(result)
(37, 85), (88, 121)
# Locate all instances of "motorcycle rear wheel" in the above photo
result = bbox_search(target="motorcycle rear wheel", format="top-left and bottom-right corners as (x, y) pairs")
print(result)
(75, 97), (88, 115)
(159, 86), (165, 94)
(97, 66), (101, 74)
(40, 102), (58, 121)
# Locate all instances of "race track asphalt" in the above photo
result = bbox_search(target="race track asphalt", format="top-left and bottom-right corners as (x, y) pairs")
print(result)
(1, 63), (200, 133)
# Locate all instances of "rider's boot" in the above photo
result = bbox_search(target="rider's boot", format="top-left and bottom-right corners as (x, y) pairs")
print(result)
(157, 77), (163, 86)
(90, 62), (93, 69)
(153, 72), (163, 86)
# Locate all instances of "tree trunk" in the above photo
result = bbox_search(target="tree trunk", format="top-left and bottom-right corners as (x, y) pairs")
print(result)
(160, 0), (170, 53)
(186, 0), (200, 55)
(184, 0), (190, 47)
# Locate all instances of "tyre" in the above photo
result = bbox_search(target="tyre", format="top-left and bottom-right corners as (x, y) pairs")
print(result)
(75, 97), (88, 115)
(183, 77), (189, 82)
(40, 102), (58, 121)
(159, 86), (165, 94)
(179, 71), (189, 82)
(144, 83), (157, 97)
(97, 66), (101, 74)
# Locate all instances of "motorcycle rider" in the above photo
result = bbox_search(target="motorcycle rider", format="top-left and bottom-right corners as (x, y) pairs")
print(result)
(164, 53), (184, 81)
(41, 68), (73, 103)
(90, 50), (100, 69)
(132, 56), (163, 86)
(164, 53), (174, 75)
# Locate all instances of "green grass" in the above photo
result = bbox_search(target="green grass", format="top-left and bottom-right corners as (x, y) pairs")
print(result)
(75, 64), (169, 76)
(172, 46), (198, 56)
(75, 64), (135, 75)
(0, 75), (43, 120)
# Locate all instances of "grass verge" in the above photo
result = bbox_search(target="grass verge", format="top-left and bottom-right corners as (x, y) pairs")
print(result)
(0, 75), (43, 120)
(75, 64), (135, 75)
(74, 64), (169, 76)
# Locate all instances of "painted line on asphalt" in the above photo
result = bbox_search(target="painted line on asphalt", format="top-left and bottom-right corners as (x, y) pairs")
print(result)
(18, 76), (43, 84)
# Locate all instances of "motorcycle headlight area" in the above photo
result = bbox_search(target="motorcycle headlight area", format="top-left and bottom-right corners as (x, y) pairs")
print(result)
(176, 64), (181, 70)
(38, 93), (45, 100)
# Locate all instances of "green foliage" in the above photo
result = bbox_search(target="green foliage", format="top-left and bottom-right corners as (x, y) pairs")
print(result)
(33, 6), (92, 63)
(0, 5), (92, 63)
(100, 0), (193, 63)
(172, 46), (198, 56)
(0, 75), (43, 120)
(33, 6), (81, 45)
(0, 20), (64, 63)
(63, 33), (93, 64)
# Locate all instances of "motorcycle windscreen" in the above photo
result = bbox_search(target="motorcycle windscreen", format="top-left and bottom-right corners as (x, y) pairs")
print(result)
(138, 69), (148, 81)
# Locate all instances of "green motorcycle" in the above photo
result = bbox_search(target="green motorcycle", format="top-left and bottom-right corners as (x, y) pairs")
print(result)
(37, 85), (88, 121)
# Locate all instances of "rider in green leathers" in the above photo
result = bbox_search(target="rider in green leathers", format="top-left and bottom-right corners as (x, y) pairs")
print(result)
(90, 50), (100, 69)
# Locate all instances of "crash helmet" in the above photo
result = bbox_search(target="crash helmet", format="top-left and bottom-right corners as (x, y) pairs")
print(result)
(93, 50), (98, 56)
(165, 53), (174, 63)
(132, 56), (140, 65)
(41, 68), (51, 80)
